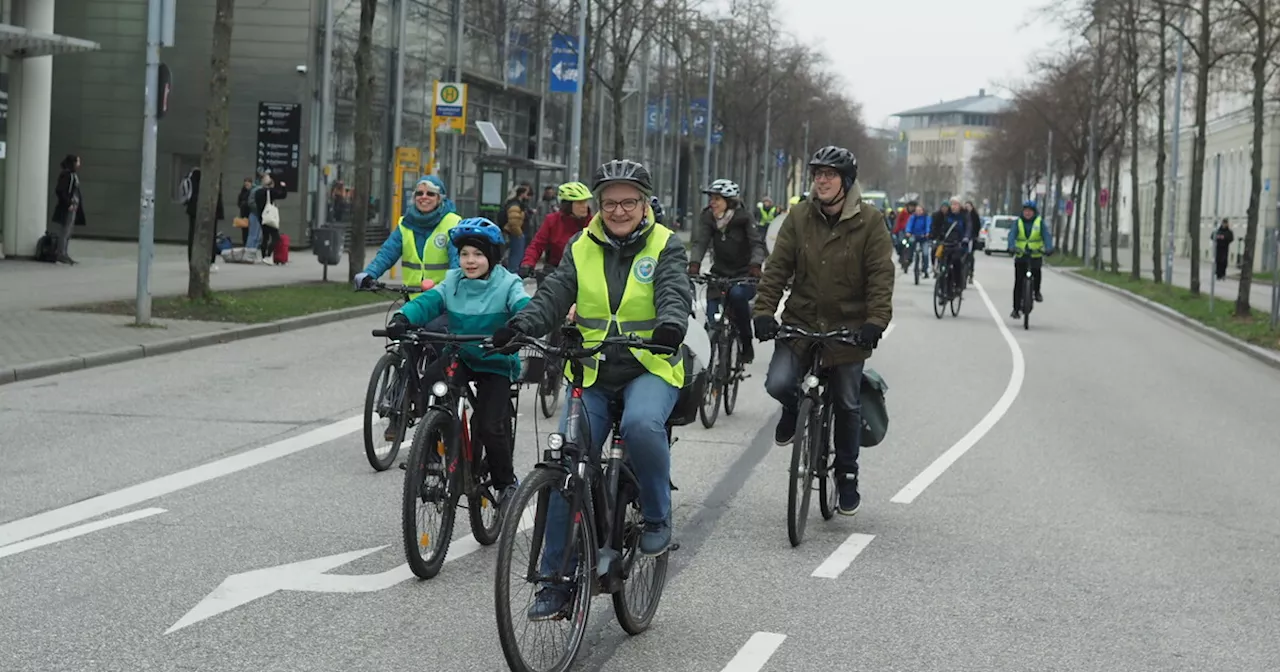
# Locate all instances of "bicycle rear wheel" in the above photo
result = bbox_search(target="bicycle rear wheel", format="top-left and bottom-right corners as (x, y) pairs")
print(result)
(402, 410), (458, 579)
(698, 340), (721, 428)
(786, 397), (816, 547)
(611, 470), (669, 635)
(363, 351), (410, 471)
(495, 467), (594, 672)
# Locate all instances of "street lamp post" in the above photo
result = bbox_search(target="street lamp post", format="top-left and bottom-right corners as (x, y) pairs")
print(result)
(1166, 9), (1187, 285)
(700, 39), (717, 195)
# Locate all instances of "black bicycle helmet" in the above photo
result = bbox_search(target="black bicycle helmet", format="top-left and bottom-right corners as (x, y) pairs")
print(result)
(592, 159), (654, 197)
(809, 146), (859, 183)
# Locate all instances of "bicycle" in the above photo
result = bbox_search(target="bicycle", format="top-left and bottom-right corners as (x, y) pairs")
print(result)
(374, 328), (521, 579)
(912, 237), (932, 286)
(494, 330), (689, 672)
(933, 242), (964, 320)
(773, 325), (873, 547)
(359, 282), (429, 471)
(1015, 251), (1051, 330)
(690, 274), (758, 428)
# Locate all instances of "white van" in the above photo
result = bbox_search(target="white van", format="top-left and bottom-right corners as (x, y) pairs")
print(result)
(982, 216), (1019, 255)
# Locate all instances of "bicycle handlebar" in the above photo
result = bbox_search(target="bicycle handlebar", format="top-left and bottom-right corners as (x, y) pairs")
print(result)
(504, 330), (678, 359)
(775, 324), (869, 348)
(360, 281), (418, 296)
(370, 329), (489, 344)
(689, 274), (760, 287)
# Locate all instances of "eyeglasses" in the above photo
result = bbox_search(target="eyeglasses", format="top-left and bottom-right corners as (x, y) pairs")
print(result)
(601, 198), (643, 213)
(812, 168), (841, 181)
(414, 190), (440, 198)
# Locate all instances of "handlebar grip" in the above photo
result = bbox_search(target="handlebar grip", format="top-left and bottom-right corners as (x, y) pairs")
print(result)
(372, 329), (390, 337)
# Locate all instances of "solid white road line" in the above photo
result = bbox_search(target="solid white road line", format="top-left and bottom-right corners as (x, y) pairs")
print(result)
(810, 533), (875, 579)
(0, 416), (363, 548)
(721, 632), (788, 672)
(0, 508), (167, 560)
(890, 280), (1025, 504)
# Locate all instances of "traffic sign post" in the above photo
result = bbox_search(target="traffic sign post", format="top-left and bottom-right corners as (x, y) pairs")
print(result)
(431, 81), (468, 134)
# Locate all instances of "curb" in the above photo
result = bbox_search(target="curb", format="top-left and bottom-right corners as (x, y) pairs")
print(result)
(0, 302), (391, 387)
(1055, 267), (1280, 372)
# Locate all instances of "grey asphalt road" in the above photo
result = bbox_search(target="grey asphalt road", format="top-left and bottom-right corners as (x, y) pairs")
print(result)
(2, 258), (1278, 672)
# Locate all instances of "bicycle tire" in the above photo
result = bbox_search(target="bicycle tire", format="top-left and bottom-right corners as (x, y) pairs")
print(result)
(786, 398), (816, 547)
(539, 356), (562, 419)
(363, 351), (409, 472)
(1023, 279), (1033, 330)
(611, 470), (670, 635)
(950, 291), (962, 317)
(913, 251), (921, 285)
(817, 403), (838, 521)
(467, 435), (502, 547)
(698, 340), (721, 428)
(723, 336), (741, 416)
(402, 410), (458, 579)
(495, 467), (593, 672)
(932, 273), (946, 319)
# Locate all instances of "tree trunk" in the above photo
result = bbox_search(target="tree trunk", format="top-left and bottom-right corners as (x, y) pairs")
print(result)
(610, 59), (627, 158)
(1068, 170), (1083, 256)
(188, 0), (236, 299)
(1153, 2), (1169, 283)
(1184, 0), (1213, 294)
(348, 0), (377, 282)
(1238, 0), (1268, 316)
(1109, 136), (1122, 273)
(1052, 169), (1065, 248)
(1128, 0), (1143, 281)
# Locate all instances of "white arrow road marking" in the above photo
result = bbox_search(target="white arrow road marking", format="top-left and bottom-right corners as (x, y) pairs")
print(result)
(810, 532), (874, 579)
(0, 508), (166, 560)
(890, 280), (1025, 503)
(0, 415), (362, 549)
(721, 632), (787, 672)
(167, 510), (536, 634)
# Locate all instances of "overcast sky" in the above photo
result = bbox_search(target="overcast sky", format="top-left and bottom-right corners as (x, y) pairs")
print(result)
(776, 0), (1070, 129)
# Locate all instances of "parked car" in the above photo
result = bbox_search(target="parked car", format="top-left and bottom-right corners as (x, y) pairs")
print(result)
(982, 215), (1018, 255)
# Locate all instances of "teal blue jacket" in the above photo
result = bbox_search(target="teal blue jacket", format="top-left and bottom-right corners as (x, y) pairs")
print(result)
(398, 266), (531, 380)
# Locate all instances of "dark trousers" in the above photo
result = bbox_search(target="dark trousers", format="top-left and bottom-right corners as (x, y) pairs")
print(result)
(424, 360), (517, 488)
(764, 344), (863, 476)
(705, 283), (757, 349)
(261, 225), (281, 259)
(1215, 251), (1229, 279)
(1013, 256), (1043, 309)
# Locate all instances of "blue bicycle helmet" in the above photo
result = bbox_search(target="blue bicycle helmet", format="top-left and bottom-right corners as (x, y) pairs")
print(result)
(1022, 200), (1038, 211)
(449, 217), (505, 268)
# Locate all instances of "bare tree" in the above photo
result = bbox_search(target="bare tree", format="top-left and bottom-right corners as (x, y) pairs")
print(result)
(189, 0), (236, 299)
(348, 0), (377, 282)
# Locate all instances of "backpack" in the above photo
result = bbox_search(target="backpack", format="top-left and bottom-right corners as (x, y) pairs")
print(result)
(179, 170), (195, 205)
(35, 234), (59, 263)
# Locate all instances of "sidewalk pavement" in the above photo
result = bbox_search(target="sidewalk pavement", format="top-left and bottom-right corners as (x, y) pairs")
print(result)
(1091, 246), (1276, 317)
(0, 239), (380, 368)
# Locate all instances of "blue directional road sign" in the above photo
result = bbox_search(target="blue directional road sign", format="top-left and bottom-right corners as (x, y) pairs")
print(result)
(549, 34), (579, 93)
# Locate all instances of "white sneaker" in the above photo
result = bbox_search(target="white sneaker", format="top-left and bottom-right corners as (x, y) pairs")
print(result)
(210, 264), (220, 273)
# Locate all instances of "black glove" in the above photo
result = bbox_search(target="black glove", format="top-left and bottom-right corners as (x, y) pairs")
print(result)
(687, 262), (701, 276)
(518, 265), (534, 279)
(747, 264), (762, 278)
(857, 323), (884, 348)
(491, 323), (524, 355)
(650, 324), (683, 350)
(753, 315), (779, 341)
(386, 313), (411, 339)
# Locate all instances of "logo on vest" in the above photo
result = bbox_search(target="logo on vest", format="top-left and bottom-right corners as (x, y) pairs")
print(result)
(633, 256), (658, 284)
(433, 233), (448, 249)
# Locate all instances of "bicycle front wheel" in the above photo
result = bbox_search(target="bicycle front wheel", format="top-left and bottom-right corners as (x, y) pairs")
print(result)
(699, 340), (721, 428)
(495, 467), (594, 672)
(723, 336), (741, 416)
(402, 410), (459, 579)
(932, 273), (947, 319)
(363, 351), (410, 471)
(786, 398), (816, 547)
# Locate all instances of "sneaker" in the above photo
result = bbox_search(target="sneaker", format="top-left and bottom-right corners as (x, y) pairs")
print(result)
(1010, 310), (1021, 319)
(639, 519), (672, 556)
(526, 587), (571, 621)
(1034, 291), (1044, 302)
(497, 483), (519, 508)
(740, 340), (755, 365)
(774, 410), (797, 446)
(837, 475), (861, 516)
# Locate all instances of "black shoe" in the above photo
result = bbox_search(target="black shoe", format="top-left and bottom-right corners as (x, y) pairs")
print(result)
(836, 473), (861, 516)
(1034, 291), (1044, 302)
(774, 409), (797, 446)
(740, 340), (754, 365)
(1010, 310), (1020, 319)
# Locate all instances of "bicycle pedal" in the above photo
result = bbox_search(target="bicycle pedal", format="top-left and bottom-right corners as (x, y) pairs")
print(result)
(668, 542), (681, 552)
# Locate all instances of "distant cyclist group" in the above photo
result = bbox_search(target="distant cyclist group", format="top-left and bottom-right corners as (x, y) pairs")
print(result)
(348, 140), (1053, 671)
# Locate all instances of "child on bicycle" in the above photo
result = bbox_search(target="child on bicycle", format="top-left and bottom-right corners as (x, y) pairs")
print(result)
(384, 217), (531, 505)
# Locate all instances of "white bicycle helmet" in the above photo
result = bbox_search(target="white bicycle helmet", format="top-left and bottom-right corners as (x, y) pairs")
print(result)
(703, 178), (741, 200)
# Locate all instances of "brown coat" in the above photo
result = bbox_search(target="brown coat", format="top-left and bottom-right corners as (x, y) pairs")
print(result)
(753, 185), (895, 365)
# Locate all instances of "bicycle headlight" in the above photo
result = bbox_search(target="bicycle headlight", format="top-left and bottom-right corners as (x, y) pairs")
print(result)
(431, 381), (449, 398)
(802, 374), (820, 392)
(547, 432), (565, 450)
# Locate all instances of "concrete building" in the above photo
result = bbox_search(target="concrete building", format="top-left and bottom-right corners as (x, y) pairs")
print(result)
(893, 90), (1011, 208)
(1119, 87), (1280, 274)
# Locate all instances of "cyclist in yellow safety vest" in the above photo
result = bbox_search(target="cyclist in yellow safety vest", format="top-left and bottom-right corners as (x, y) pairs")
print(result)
(492, 159), (693, 622)
(354, 175), (462, 302)
(756, 196), (778, 232)
(1007, 199), (1055, 319)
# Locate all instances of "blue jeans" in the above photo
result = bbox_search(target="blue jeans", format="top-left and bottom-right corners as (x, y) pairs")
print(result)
(507, 232), (527, 272)
(540, 373), (678, 581)
(764, 345), (863, 475)
(705, 283), (756, 346)
(245, 213), (263, 250)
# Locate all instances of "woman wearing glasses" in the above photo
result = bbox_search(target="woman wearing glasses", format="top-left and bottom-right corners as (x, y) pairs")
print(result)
(354, 175), (461, 299)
